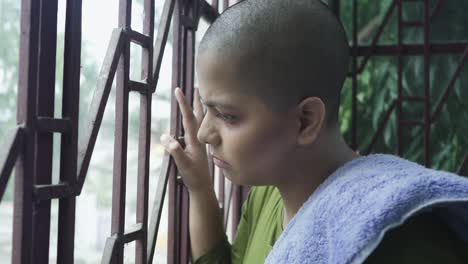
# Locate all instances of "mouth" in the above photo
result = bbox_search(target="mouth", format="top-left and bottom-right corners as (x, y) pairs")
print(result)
(210, 153), (230, 168)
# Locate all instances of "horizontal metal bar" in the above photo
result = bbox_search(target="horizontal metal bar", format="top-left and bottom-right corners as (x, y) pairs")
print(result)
(77, 28), (124, 194)
(0, 127), (24, 202)
(400, 120), (425, 126)
(129, 80), (148, 94)
(123, 223), (143, 243)
(33, 183), (74, 201)
(126, 29), (152, 48)
(402, 21), (423, 27)
(401, 96), (425, 102)
(36, 117), (71, 133)
(351, 42), (468, 57)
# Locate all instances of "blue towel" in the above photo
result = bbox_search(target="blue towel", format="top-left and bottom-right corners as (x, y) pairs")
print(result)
(265, 154), (468, 264)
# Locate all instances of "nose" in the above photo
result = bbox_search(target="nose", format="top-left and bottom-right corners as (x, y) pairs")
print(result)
(197, 117), (220, 146)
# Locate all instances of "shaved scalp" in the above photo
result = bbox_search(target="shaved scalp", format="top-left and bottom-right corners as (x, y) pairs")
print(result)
(197, 0), (349, 125)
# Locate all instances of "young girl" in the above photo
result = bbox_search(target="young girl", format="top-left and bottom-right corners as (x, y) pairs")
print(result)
(160, 0), (468, 263)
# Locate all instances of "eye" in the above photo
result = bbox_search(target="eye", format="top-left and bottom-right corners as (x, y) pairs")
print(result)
(216, 112), (236, 122)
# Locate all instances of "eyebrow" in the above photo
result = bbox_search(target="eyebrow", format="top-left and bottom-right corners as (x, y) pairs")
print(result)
(199, 97), (237, 110)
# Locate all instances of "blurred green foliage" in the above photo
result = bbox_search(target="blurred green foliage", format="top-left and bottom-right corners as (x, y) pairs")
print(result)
(338, 0), (468, 173)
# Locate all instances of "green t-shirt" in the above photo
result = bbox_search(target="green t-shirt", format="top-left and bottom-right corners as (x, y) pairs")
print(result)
(195, 185), (468, 264)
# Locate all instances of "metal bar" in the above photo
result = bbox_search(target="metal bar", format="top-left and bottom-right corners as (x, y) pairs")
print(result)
(33, 183), (74, 201)
(457, 154), (468, 176)
(135, 0), (155, 262)
(402, 21), (423, 27)
(180, 6), (198, 261)
(224, 182), (233, 230)
(431, 46), (468, 122)
(124, 223), (144, 243)
(147, 154), (171, 263)
(423, 0), (431, 167)
(0, 128), (24, 203)
(400, 120), (425, 126)
(357, 0), (397, 74)
(13, 0), (40, 262)
(231, 185), (242, 239)
(152, 0), (176, 93)
(129, 80), (148, 94)
(36, 117), (71, 133)
(168, 0), (182, 262)
(212, 0), (219, 11)
(365, 100), (397, 155)
(126, 29), (152, 48)
(350, 42), (468, 57)
(401, 96), (425, 102)
(101, 235), (118, 264)
(33, 0), (59, 262)
(110, 0), (132, 262)
(351, 0), (358, 149)
(219, 171), (225, 228)
(397, 0), (403, 156)
(57, 0), (82, 260)
(201, 0), (219, 23)
(429, 0), (443, 20)
(77, 28), (124, 193)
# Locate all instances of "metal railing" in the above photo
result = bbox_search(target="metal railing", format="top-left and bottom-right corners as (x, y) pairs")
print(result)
(0, 0), (467, 263)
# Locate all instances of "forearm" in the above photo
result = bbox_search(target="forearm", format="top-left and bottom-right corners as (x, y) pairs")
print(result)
(189, 185), (226, 261)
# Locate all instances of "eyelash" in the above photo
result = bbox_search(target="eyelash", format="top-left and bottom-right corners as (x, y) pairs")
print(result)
(203, 108), (236, 123)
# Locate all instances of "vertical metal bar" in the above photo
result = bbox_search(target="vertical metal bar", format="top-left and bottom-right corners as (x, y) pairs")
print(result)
(231, 185), (242, 239)
(32, 1), (58, 262)
(168, 0), (182, 262)
(351, 0), (358, 150)
(111, 0), (132, 262)
(13, 0), (40, 262)
(180, 1), (198, 260)
(212, 0), (219, 11)
(423, 0), (431, 167)
(397, 0), (403, 156)
(330, 0), (340, 16)
(135, 0), (155, 262)
(57, 0), (82, 262)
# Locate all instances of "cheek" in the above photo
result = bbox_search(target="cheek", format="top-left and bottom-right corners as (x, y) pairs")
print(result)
(230, 122), (293, 184)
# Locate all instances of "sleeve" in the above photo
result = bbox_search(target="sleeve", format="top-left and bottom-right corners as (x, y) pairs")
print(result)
(194, 188), (255, 264)
(364, 212), (468, 264)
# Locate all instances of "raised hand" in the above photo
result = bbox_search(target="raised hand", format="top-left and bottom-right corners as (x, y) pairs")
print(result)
(160, 87), (212, 192)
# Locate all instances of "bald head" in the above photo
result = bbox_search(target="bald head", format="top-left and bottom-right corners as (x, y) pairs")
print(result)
(196, 0), (349, 125)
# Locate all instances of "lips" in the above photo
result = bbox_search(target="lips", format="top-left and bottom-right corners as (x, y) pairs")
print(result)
(210, 153), (230, 168)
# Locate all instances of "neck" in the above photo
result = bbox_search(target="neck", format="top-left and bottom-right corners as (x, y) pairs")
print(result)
(275, 129), (359, 228)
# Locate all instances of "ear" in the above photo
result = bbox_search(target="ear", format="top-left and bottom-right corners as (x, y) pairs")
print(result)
(296, 97), (326, 145)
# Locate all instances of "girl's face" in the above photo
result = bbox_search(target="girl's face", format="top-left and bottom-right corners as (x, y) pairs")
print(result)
(197, 57), (300, 186)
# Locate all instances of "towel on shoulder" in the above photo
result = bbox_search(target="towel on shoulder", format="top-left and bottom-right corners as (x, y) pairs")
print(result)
(265, 154), (468, 264)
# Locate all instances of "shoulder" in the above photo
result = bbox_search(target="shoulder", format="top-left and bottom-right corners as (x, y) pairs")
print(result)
(364, 211), (468, 264)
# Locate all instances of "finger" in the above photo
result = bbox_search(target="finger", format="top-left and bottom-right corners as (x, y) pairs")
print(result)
(160, 134), (190, 169)
(193, 88), (204, 126)
(174, 88), (198, 145)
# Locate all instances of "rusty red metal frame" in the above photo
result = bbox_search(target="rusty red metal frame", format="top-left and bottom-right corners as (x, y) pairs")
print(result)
(1, 0), (467, 263)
